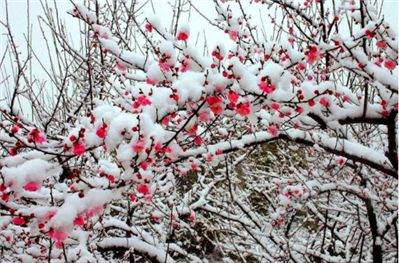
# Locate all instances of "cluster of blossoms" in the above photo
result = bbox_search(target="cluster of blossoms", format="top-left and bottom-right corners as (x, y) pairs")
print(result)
(0, 1), (397, 263)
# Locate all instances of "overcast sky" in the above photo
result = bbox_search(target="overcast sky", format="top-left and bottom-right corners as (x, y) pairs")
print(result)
(1, 0), (398, 109)
(2, 0), (398, 57)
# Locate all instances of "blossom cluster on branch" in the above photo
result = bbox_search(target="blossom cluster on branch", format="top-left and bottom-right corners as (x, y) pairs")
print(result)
(0, 0), (397, 262)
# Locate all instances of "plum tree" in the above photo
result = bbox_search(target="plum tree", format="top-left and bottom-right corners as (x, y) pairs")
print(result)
(0, 0), (397, 262)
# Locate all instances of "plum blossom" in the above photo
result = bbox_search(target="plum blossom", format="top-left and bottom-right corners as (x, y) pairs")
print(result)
(137, 95), (152, 106)
(86, 206), (103, 218)
(236, 103), (251, 116)
(199, 111), (212, 122)
(73, 142), (85, 155)
(11, 126), (19, 133)
(268, 126), (277, 136)
(319, 97), (330, 107)
(194, 137), (202, 146)
(10, 148), (17, 156)
(161, 117), (169, 126)
(376, 41), (387, 49)
(258, 82), (276, 94)
(296, 107), (304, 114)
(145, 24), (152, 32)
(227, 92), (239, 103)
(108, 175), (115, 182)
(177, 31), (189, 41)
(55, 242), (63, 249)
(12, 218), (26, 226)
(271, 103), (280, 110)
(211, 104), (223, 115)
(140, 161), (148, 170)
(116, 62), (126, 71)
(187, 125), (197, 136)
(163, 147), (172, 153)
(307, 46), (320, 64)
(154, 143), (162, 152)
(206, 96), (222, 107)
(24, 181), (41, 192)
(133, 140), (145, 152)
(0, 2), (396, 262)
(138, 185), (150, 194)
(207, 96), (223, 115)
(44, 210), (57, 221)
(73, 215), (84, 226)
(384, 60), (396, 70)
(146, 78), (157, 85)
(159, 61), (170, 72)
(1, 192), (9, 202)
(28, 129), (46, 144)
(96, 128), (107, 138)
(49, 229), (69, 242)
(144, 194), (153, 202)
(229, 31), (238, 41)
(215, 86), (223, 93)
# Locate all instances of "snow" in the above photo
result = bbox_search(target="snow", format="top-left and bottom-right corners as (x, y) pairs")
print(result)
(0, 1), (397, 262)
(97, 237), (176, 263)
(1, 159), (61, 195)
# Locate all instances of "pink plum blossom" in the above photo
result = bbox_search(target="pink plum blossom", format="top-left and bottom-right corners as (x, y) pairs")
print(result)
(229, 31), (238, 41)
(24, 181), (41, 192)
(211, 104), (223, 115)
(49, 229), (68, 242)
(86, 206), (103, 218)
(271, 103), (280, 110)
(227, 92), (239, 103)
(319, 97), (330, 107)
(268, 126), (277, 136)
(194, 137), (202, 146)
(199, 111), (212, 122)
(206, 96), (222, 107)
(12, 218), (26, 226)
(384, 60), (396, 70)
(146, 79), (157, 85)
(116, 62), (126, 71)
(29, 129), (46, 144)
(177, 31), (189, 40)
(144, 194), (153, 202)
(96, 128), (107, 138)
(73, 215), (84, 226)
(236, 103), (251, 116)
(307, 46), (320, 64)
(145, 24), (152, 32)
(138, 185), (150, 194)
(72, 143), (85, 155)
(155, 142), (162, 152)
(133, 140), (145, 152)
(376, 41), (387, 49)
(258, 82), (276, 94)
(159, 61), (170, 72)
(140, 161), (148, 170)
(45, 210), (57, 221)
(137, 95), (152, 106)
(55, 242), (63, 249)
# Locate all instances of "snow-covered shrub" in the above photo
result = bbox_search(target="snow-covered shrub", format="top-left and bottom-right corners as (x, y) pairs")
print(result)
(0, 0), (397, 262)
